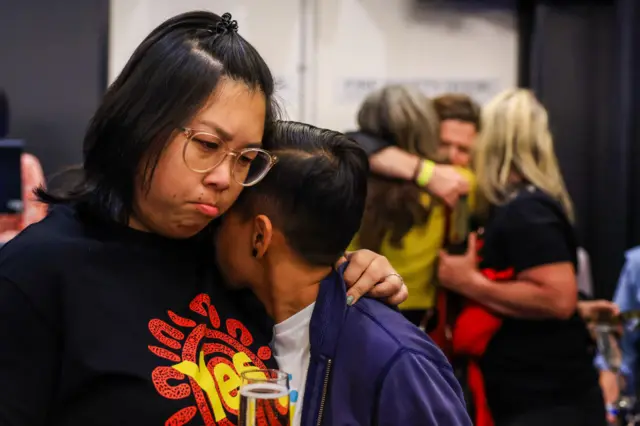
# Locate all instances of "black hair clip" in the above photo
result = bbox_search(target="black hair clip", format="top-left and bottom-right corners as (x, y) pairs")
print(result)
(215, 12), (239, 34)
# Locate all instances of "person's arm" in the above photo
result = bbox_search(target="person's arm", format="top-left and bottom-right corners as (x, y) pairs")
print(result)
(370, 147), (470, 207)
(344, 133), (469, 207)
(0, 276), (58, 425)
(376, 351), (471, 426)
(439, 197), (578, 319)
(459, 262), (577, 319)
(369, 146), (420, 180)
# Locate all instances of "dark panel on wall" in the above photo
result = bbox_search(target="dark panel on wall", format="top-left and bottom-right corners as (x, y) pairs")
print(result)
(0, 0), (108, 177)
(519, 0), (640, 297)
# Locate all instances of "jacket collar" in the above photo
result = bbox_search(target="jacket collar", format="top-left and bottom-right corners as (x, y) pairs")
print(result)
(308, 263), (349, 359)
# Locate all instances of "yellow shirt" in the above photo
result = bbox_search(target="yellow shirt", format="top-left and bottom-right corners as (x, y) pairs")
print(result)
(349, 168), (476, 311)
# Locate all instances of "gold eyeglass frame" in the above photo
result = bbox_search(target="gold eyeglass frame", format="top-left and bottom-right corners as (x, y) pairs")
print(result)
(180, 127), (278, 187)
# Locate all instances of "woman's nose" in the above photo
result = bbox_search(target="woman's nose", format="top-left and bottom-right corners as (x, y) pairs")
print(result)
(203, 155), (233, 189)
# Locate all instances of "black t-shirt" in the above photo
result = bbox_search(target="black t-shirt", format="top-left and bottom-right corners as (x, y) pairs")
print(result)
(343, 131), (391, 157)
(477, 187), (598, 417)
(0, 205), (276, 426)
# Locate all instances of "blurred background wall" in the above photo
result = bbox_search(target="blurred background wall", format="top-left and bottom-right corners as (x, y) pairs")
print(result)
(109, 0), (518, 131)
(0, 0), (108, 176)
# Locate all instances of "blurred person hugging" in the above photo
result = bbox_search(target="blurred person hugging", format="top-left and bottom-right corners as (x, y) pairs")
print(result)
(348, 85), (476, 327)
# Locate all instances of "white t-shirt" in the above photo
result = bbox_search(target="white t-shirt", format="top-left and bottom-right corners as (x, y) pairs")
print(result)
(273, 303), (315, 426)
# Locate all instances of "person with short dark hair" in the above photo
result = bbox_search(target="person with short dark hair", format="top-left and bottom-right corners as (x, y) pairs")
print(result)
(433, 93), (481, 168)
(0, 12), (407, 425)
(216, 120), (471, 426)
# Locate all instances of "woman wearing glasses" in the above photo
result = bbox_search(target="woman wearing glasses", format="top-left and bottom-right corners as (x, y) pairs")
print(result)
(0, 12), (406, 426)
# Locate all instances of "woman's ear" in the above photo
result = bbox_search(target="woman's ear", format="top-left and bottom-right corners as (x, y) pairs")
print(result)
(252, 215), (273, 258)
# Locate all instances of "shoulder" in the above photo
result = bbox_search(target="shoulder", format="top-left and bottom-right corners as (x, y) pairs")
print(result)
(0, 205), (93, 282)
(0, 205), (94, 326)
(619, 247), (640, 285)
(351, 298), (451, 369)
(500, 187), (569, 229)
(487, 187), (577, 271)
(625, 247), (640, 266)
(344, 131), (391, 157)
(354, 301), (466, 420)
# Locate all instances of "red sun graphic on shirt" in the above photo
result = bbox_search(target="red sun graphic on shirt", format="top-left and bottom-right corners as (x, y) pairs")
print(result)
(148, 293), (286, 426)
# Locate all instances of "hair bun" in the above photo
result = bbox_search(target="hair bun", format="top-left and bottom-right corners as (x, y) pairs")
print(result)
(215, 12), (238, 34)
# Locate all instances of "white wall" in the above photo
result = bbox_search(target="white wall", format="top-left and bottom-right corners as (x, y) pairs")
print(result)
(109, 0), (305, 120)
(109, 0), (518, 131)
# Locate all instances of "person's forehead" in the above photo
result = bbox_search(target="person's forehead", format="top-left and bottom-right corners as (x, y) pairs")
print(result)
(440, 120), (476, 144)
(190, 80), (266, 149)
(192, 118), (262, 150)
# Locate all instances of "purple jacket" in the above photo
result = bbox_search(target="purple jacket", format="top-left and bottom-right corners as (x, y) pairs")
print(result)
(300, 265), (472, 425)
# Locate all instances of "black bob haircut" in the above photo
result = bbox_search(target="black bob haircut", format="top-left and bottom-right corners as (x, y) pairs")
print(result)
(231, 121), (369, 266)
(38, 11), (279, 223)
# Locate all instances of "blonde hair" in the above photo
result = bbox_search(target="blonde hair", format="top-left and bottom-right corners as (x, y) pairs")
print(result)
(474, 89), (574, 221)
(356, 85), (441, 251)
(357, 85), (441, 161)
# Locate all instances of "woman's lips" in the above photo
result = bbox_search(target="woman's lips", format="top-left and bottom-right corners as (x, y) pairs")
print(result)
(194, 203), (220, 217)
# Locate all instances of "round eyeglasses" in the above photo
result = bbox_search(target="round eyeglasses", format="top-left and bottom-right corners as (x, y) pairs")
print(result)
(181, 127), (278, 187)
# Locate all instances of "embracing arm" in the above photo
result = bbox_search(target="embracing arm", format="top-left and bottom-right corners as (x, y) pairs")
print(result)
(377, 351), (471, 426)
(369, 146), (420, 181)
(370, 148), (469, 207)
(462, 195), (579, 319)
(439, 196), (579, 320)
(347, 130), (469, 207)
(0, 277), (57, 425)
(458, 263), (577, 319)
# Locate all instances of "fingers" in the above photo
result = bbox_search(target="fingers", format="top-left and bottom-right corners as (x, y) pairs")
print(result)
(342, 250), (407, 306)
(367, 273), (404, 299)
(385, 282), (409, 306)
(444, 194), (459, 209)
(342, 249), (374, 287)
(458, 176), (471, 194)
(437, 250), (448, 277)
(344, 253), (395, 305)
(587, 300), (620, 317)
(612, 304), (620, 316)
(466, 232), (477, 256)
(595, 300), (619, 315)
(346, 257), (390, 304)
(594, 300), (619, 311)
(334, 253), (348, 269)
(343, 250), (376, 304)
